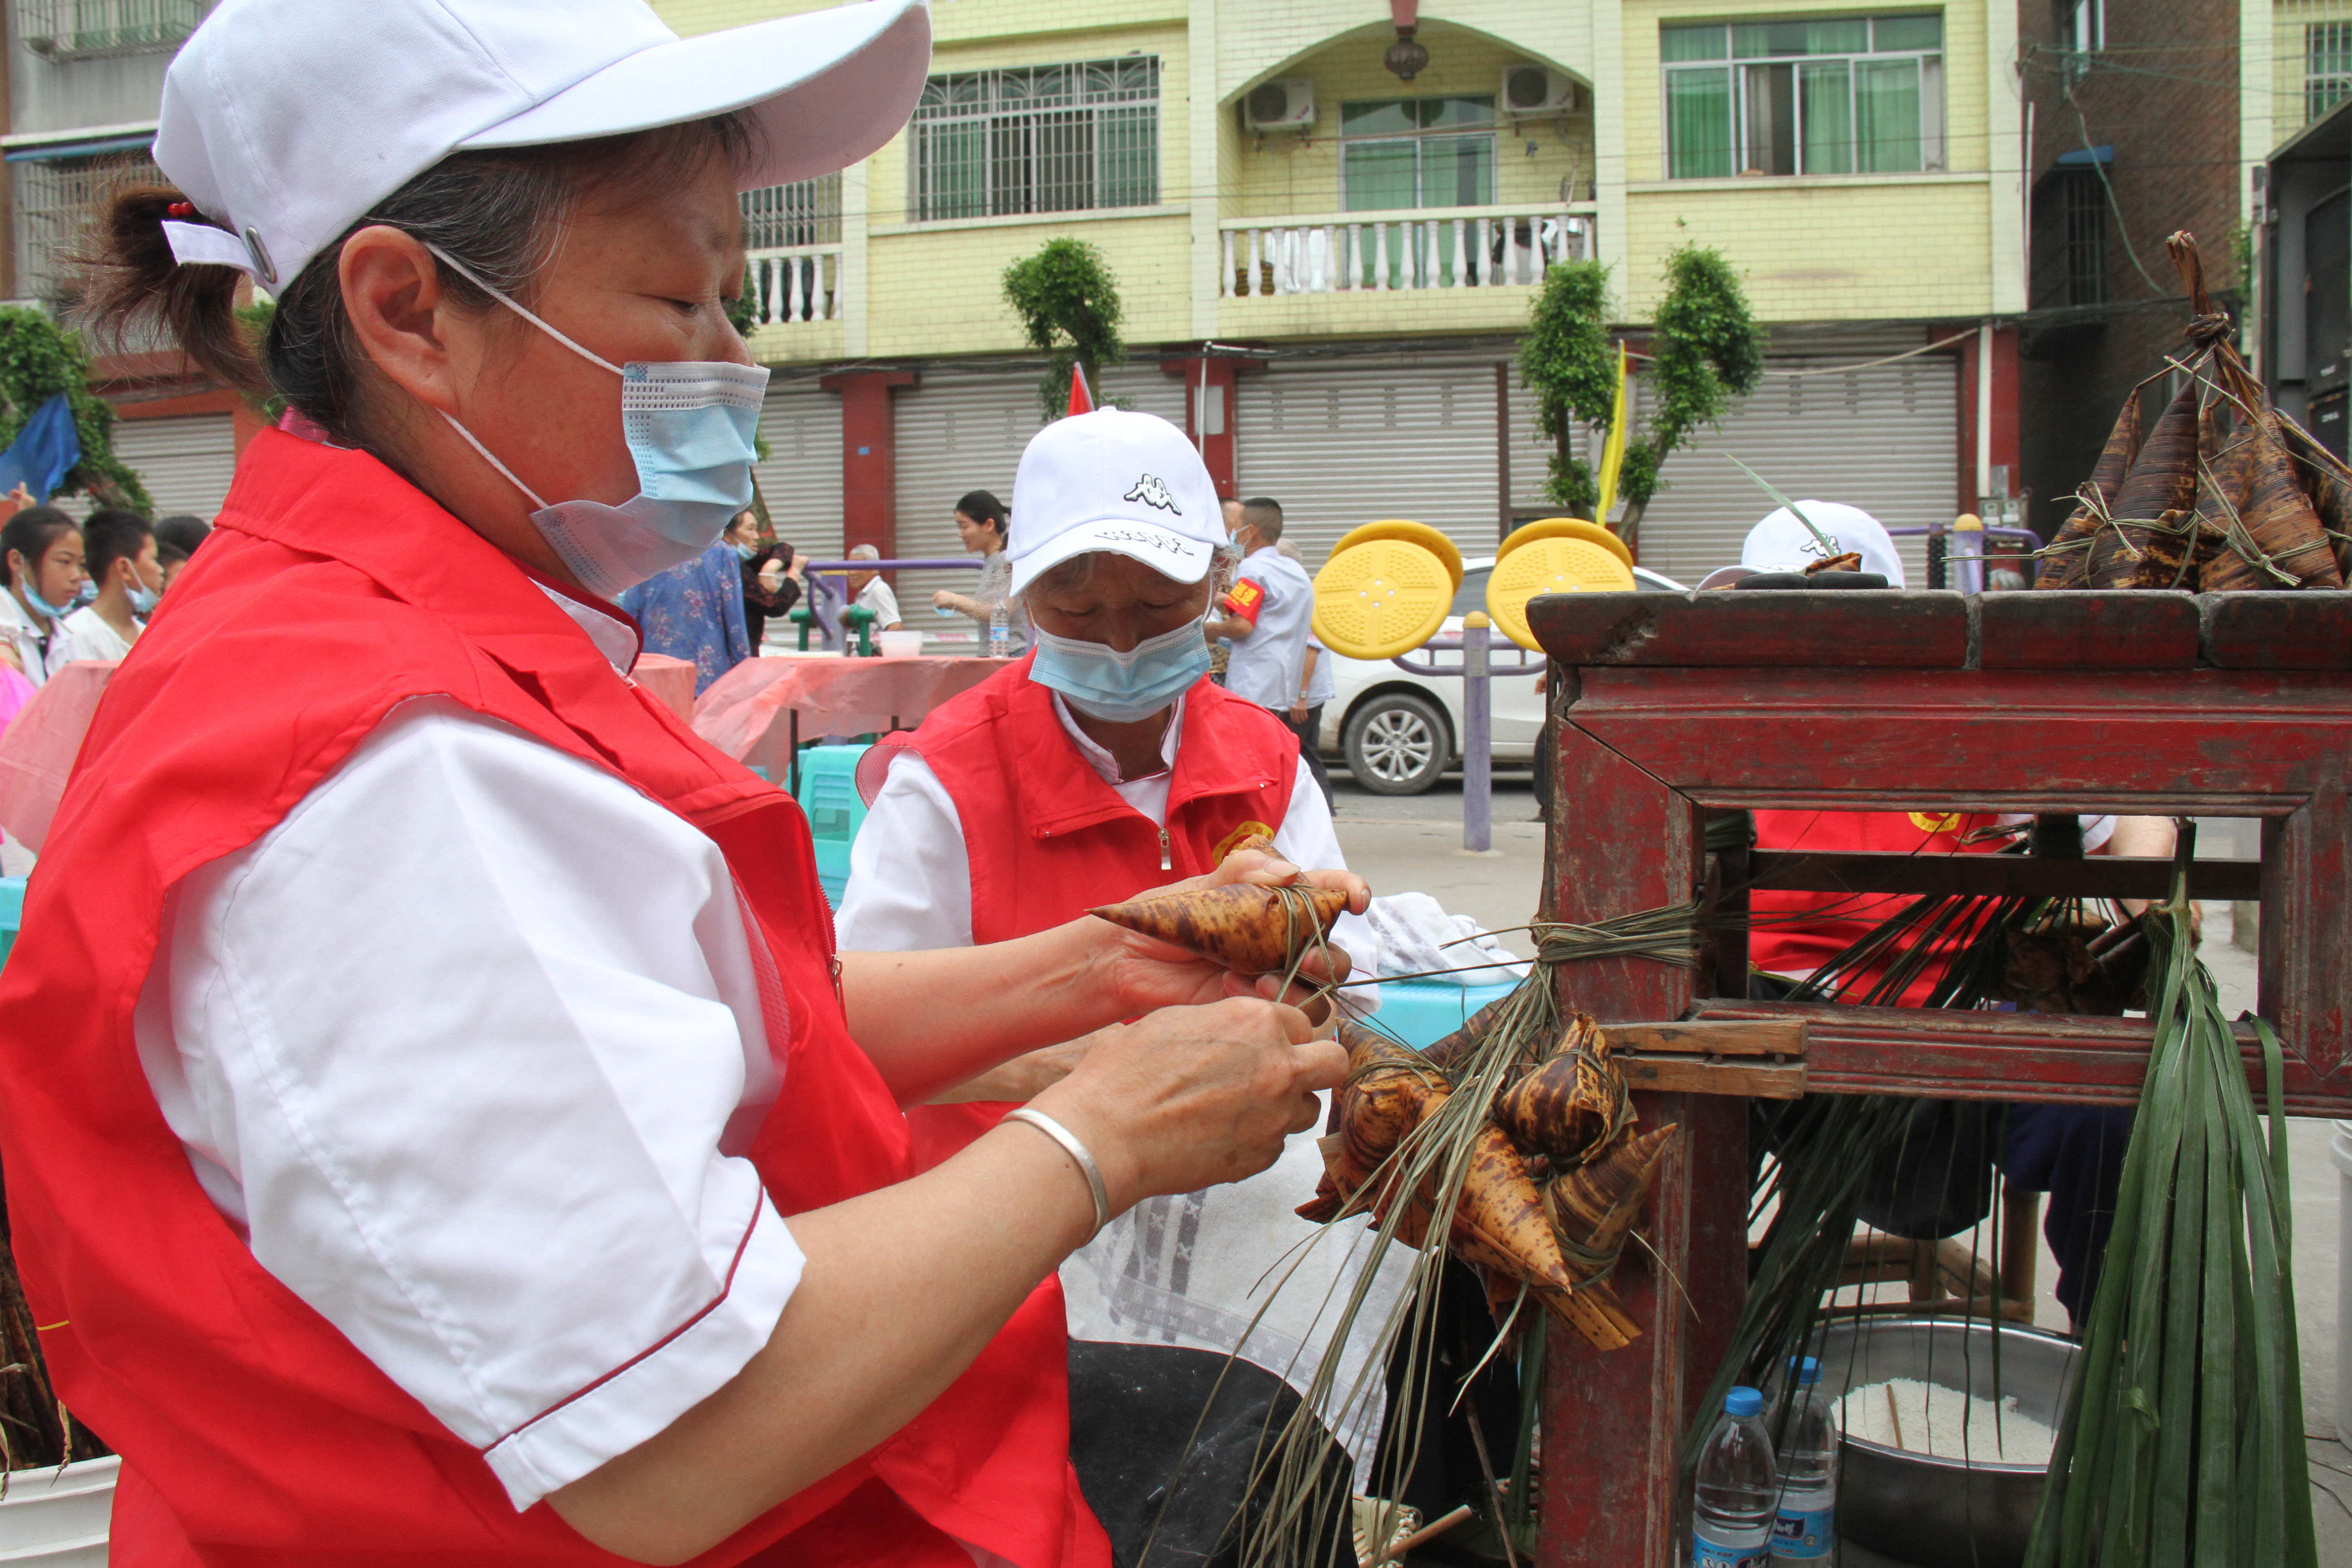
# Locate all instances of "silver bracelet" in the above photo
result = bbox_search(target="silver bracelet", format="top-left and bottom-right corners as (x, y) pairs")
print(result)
(1003, 1108), (1111, 1235)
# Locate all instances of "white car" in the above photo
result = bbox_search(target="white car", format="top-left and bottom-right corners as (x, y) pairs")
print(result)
(1316, 556), (1685, 795)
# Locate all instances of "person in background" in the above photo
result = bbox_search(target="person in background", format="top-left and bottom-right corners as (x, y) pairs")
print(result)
(845, 541), (903, 636)
(838, 410), (1379, 1562)
(0, 507), (84, 683)
(154, 514), (211, 562)
(615, 535), (751, 696)
(725, 509), (798, 648)
(929, 489), (1024, 652)
(154, 515), (211, 592)
(1207, 496), (1333, 803)
(57, 509), (159, 664)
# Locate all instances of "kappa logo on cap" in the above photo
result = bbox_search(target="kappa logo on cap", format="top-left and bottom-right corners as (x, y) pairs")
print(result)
(1122, 475), (1182, 514)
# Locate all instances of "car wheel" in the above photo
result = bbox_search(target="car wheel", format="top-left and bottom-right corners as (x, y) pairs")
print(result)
(1343, 692), (1452, 795)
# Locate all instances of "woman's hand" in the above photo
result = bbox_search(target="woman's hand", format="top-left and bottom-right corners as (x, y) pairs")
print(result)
(933, 589), (976, 616)
(1031, 995), (1343, 1208)
(1088, 848), (1371, 1019)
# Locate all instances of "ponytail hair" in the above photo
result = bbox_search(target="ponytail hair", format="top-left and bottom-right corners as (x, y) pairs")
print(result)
(82, 183), (268, 398)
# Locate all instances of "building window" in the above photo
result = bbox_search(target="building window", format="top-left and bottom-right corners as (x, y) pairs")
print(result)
(910, 57), (1159, 221)
(740, 173), (841, 250)
(2063, 170), (2107, 305)
(13, 0), (210, 59)
(17, 147), (162, 304)
(2058, 0), (2102, 87)
(1339, 97), (1497, 211)
(1662, 14), (1944, 179)
(2310, 23), (2352, 122)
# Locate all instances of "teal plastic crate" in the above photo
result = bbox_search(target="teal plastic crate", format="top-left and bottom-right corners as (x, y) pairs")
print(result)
(1365, 974), (1522, 1053)
(793, 745), (870, 909)
(0, 876), (24, 972)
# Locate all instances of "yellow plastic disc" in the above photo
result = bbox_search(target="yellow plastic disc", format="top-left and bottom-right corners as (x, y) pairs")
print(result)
(1486, 536), (1639, 651)
(1313, 539), (1455, 660)
(1498, 517), (1634, 570)
(1328, 520), (1465, 591)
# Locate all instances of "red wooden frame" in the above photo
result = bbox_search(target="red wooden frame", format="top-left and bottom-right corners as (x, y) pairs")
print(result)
(1524, 589), (2352, 1567)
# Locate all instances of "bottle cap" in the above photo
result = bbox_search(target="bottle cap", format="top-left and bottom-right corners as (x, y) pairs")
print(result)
(1726, 1386), (1764, 1418)
(1789, 1355), (1821, 1386)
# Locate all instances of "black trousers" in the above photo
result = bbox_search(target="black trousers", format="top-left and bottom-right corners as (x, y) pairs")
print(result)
(1279, 703), (1333, 805)
(1068, 1341), (1354, 1568)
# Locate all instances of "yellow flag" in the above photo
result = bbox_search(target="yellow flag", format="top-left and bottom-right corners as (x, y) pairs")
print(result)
(1594, 341), (1630, 525)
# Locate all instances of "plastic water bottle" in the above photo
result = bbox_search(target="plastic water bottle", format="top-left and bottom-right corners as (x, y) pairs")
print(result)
(987, 598), (1010, 659)
(1770, 1358), (1838, 1564)
(1693, 1386), (1778, 1568)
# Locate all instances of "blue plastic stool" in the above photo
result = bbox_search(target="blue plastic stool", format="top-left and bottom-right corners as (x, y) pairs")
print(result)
(0, 876), (26, 973)
(1363, 975), (1522, 1054)
(791, 745), (870, 909)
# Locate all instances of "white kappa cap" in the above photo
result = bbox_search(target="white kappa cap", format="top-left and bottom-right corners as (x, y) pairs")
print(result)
(1008, 409), (1226, 595)
(1738, 500), (1906, 587)
(154, 0), (930, 288)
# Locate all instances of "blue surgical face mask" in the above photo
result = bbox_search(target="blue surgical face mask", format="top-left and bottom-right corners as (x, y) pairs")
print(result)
(19, 582), (70, 621)
(72, 581), (97, 609)
(424, 244), (769, 602)
(1029, 615), (1213, 724)
(127, 576), (160, 616)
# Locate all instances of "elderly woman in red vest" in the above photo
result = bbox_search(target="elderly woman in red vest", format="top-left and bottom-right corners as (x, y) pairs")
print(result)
(838, 409), (1398, 1563)
(0, 3), (1363, 1564)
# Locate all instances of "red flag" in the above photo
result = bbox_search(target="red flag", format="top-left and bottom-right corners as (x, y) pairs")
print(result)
(1066, 364), (1094, 416)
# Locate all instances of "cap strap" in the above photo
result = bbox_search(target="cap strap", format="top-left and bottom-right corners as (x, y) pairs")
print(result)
(417, 240), (620, 378)
(162, 221), (259, 276)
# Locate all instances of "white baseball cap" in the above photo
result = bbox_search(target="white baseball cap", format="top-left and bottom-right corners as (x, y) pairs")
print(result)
(155, 0), (930, 288)
(1008, 409), (1225, 595)
(1738, 500), (1906, 587)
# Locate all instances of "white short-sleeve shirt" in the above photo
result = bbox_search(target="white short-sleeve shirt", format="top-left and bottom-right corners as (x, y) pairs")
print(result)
(132, 593), (804, 1510)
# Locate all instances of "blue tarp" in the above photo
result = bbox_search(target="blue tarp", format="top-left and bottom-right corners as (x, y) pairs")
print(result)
(0, 396), (81, 502)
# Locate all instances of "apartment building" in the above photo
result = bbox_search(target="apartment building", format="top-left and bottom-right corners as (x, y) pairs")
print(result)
(1, 0), (255, 518)
(0, 0), (2035, 585)
(667, 0), (2026, 591)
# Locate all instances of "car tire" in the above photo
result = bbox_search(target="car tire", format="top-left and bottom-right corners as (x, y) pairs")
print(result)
(1342, 691), (1452, 795)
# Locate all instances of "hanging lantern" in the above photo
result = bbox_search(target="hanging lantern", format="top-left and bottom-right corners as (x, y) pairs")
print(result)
(1384, 28), (1429, 81)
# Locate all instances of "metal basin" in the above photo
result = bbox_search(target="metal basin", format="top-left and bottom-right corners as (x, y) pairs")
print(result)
(1810, 1318), (2078, 1568)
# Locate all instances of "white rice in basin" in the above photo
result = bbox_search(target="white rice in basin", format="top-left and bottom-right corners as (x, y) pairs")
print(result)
(1837, 1377), (2057, 1466)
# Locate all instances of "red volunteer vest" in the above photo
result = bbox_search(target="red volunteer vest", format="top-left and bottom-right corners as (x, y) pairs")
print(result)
(897, 661), (1298, 1162)
(1748, 808), (2007, 1005)
(0, 431), (1105, 1568)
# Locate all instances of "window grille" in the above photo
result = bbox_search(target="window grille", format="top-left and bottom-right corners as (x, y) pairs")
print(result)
(911, 57), (1159, 221)
(740, 173), (841, 250)
(1661, 14), (1945, 179)
(14, 0), (210, 59)
(17, 148), (162, 304)
(2063, 169), (2107, 307)
(2310, 22), (2352, 122)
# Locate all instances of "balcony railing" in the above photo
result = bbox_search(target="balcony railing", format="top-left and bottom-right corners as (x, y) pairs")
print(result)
(741, 245), (843, 328)
(15, 0), (210, 59)
(1220, 205), (1596, 297)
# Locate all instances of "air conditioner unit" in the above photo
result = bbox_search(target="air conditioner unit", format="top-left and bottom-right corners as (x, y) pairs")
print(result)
(1500, 65), (1583, 117)
(1243, 78), (1316, 132)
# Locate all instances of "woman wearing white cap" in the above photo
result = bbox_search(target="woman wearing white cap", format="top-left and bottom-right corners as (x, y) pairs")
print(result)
(0, 2), (1358, 1564)
(838, 409), (1398, 1560)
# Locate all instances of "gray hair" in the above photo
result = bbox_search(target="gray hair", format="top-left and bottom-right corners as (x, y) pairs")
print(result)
(848, 543), (881, 561)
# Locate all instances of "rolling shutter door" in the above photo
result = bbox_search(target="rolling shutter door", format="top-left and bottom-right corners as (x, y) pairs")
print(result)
(113, 414), (236, 520)
(754, 379), (844, 564)
(1506, 338), (1959, 588)
(891, 366), (1187, 630)
(1233, 363), (1502, 572)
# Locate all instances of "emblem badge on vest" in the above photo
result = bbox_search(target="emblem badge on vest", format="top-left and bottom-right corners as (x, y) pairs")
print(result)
(1123, 475), (1181, 513)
